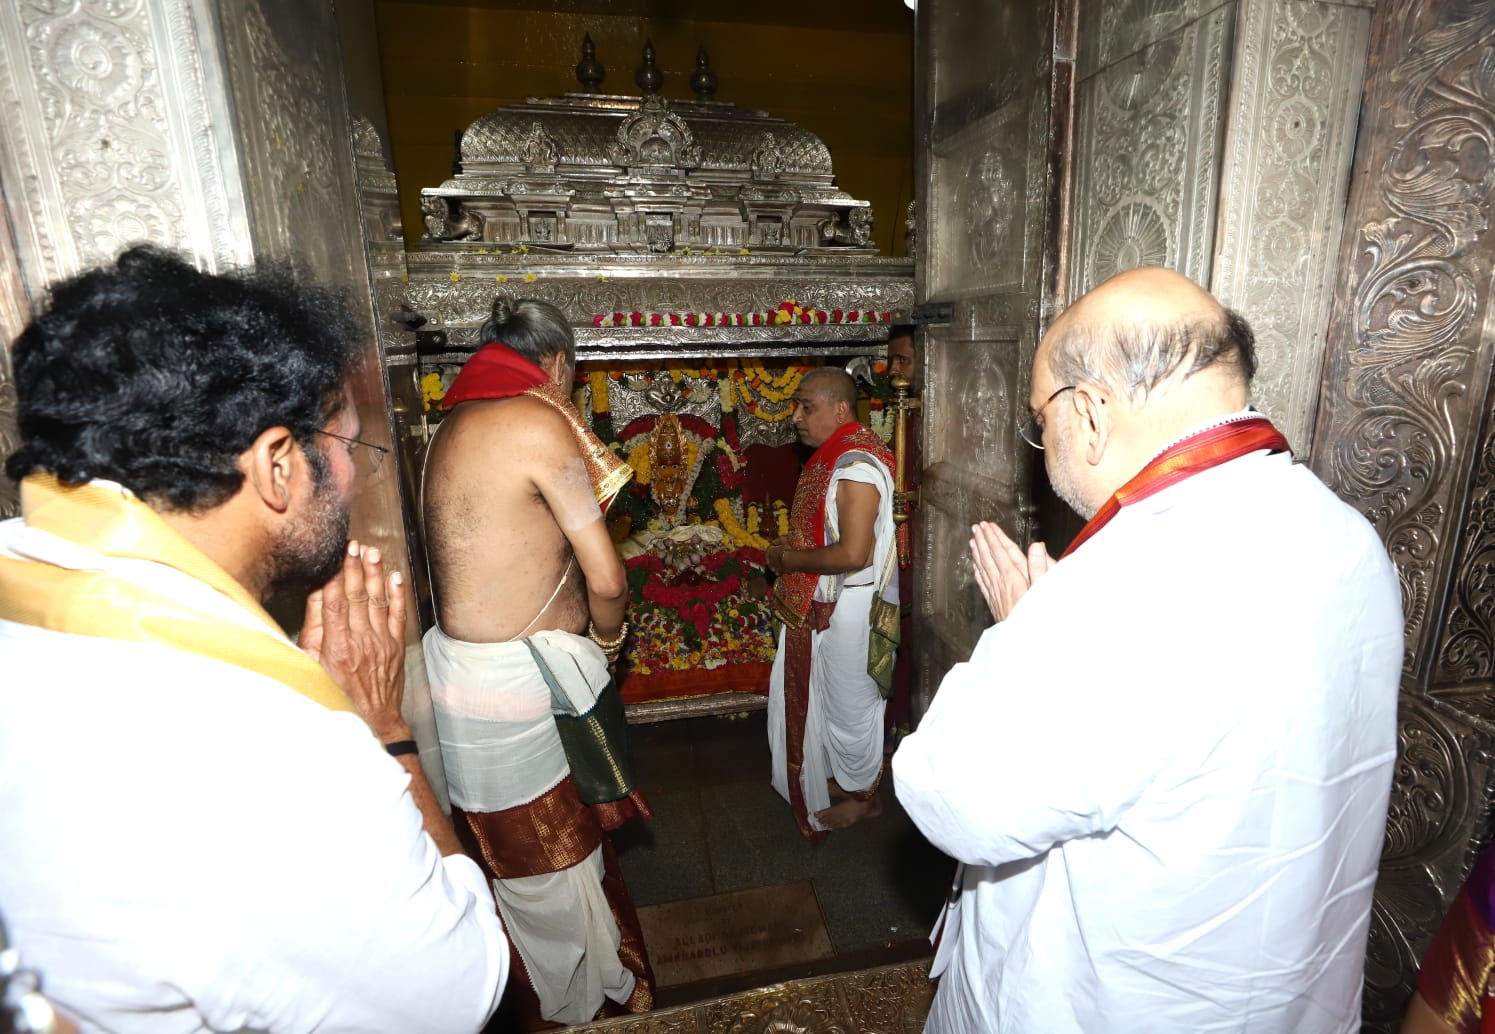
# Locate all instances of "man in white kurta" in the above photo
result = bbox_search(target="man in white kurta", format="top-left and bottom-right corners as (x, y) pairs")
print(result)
(0, 501), (508, 1033)
(766, 368), (899, 837)
(894, 268), (1402, 1033)
(0, 246), (508, 1033)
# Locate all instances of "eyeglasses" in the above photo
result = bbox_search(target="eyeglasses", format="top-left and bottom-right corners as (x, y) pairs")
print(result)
(1017, 385), (1077, 450)
(314, 429), (389, 475)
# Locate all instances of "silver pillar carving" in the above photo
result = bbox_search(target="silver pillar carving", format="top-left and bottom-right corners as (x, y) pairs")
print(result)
(1210, 0), (1373, 459)
(0, 0), (440, 792)
(1309, 1), (1495, 1027)
(0, 0), (255, 519)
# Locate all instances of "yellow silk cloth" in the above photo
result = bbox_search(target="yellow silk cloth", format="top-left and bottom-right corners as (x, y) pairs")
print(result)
(0, 474), (353, 713)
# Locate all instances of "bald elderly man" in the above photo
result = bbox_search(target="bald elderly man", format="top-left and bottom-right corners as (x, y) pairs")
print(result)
(894, 268), (1402, 1033)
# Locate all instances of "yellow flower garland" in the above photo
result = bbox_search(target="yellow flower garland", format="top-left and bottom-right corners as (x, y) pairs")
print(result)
(738, 362), (803, 403)
(589, 370), (610, 414)
(734, 380), (794, 421)
(626, 439), (653, 485)
(714, 498), (769, 549)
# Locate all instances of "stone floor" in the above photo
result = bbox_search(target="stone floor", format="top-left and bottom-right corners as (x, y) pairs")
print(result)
(564, 958), (936, 1034)
(613, 710), (955, 1007)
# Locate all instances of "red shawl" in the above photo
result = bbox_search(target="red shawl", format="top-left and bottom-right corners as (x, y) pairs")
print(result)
(443, 341), (633, 510)
(1062, 415), (1291, 559)
(772, 421), (895, 626)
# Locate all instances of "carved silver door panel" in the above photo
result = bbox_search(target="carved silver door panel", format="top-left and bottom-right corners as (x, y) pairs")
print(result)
(1363, 690), (1495, 1033)
(214, 0), (446, 798)
(912, 0), (1069, 715)
(1069, 0), (1235, 298)
(1209, 0), (1372, 458)
(1306, 1), (1495, 1025)
(920, 335), (1024, 664)
(928, 107), (1032, 300)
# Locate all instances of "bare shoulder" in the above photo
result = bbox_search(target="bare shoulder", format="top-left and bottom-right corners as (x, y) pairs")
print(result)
(432, 396), (579, 471)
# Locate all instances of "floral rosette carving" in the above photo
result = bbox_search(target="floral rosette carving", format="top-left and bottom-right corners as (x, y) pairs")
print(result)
(720, 995), (846, 1034)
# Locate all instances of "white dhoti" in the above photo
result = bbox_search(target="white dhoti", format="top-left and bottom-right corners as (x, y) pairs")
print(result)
(422, 626), (636, 1025)
(769, 583), (888, 828)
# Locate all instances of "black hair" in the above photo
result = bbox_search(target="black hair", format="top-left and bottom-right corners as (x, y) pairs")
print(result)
(6, 244), (359, 511)
(479, 294), (574, 366)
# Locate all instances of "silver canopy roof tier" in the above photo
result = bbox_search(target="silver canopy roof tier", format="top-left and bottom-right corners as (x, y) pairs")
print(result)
(421, 92), (875, 256)
(406, 50), (912, 361)
(403, 251), (914, 361)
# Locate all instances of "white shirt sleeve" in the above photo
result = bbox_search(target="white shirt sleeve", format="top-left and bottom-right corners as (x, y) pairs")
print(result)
(892, 564), (1177, 868)
(190, 700), (509, 1034)
(0, 624), (510, 1034)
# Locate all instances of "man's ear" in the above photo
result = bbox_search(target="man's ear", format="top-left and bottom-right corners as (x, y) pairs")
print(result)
(243, 426), (300, 514)
(542, 352), (569, 386)
(1072, 386), (1111, 466)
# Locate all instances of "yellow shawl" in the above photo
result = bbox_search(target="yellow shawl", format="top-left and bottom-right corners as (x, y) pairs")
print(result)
(0, 474), (353, 712)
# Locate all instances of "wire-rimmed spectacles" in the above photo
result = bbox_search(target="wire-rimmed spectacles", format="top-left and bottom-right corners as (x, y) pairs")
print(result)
(314, 429), (389, 475)
(1017, 385), (1077, 450)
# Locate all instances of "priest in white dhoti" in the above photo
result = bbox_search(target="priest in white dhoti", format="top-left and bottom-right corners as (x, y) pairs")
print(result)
(894, 268), (1403, 1033)
(421, 298), (653, 1027)
(766, 367), (900, 839)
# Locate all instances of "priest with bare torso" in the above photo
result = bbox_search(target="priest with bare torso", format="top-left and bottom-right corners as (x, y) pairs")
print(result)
(421, 295), (654, 1026)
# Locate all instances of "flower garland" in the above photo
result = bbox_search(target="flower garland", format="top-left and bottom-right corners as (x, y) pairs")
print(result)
(738, 361), (801, 402)
(420, 371), (447, 413)
(623, 547), (776, 675)
(735, 361), (814, 422)
(712, 498), (790, 550)
(714, 499), (764, 549)
(593, 300), (899, 329)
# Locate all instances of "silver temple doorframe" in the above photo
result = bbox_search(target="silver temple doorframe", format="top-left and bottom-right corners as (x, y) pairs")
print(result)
(3, 0), (1494, 1027)
(0, 0), (448, 802)
(910, 0), (1495, 1028)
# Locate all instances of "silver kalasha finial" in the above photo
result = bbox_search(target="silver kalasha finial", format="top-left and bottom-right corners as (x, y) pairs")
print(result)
(690, 46), (718, 101)
(635, 39), (663, 95)
(576, 33), (605, 93)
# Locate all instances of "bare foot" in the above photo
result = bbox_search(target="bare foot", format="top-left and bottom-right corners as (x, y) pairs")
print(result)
(815, 794), (884, 830)
(827, 779), (850, 802)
